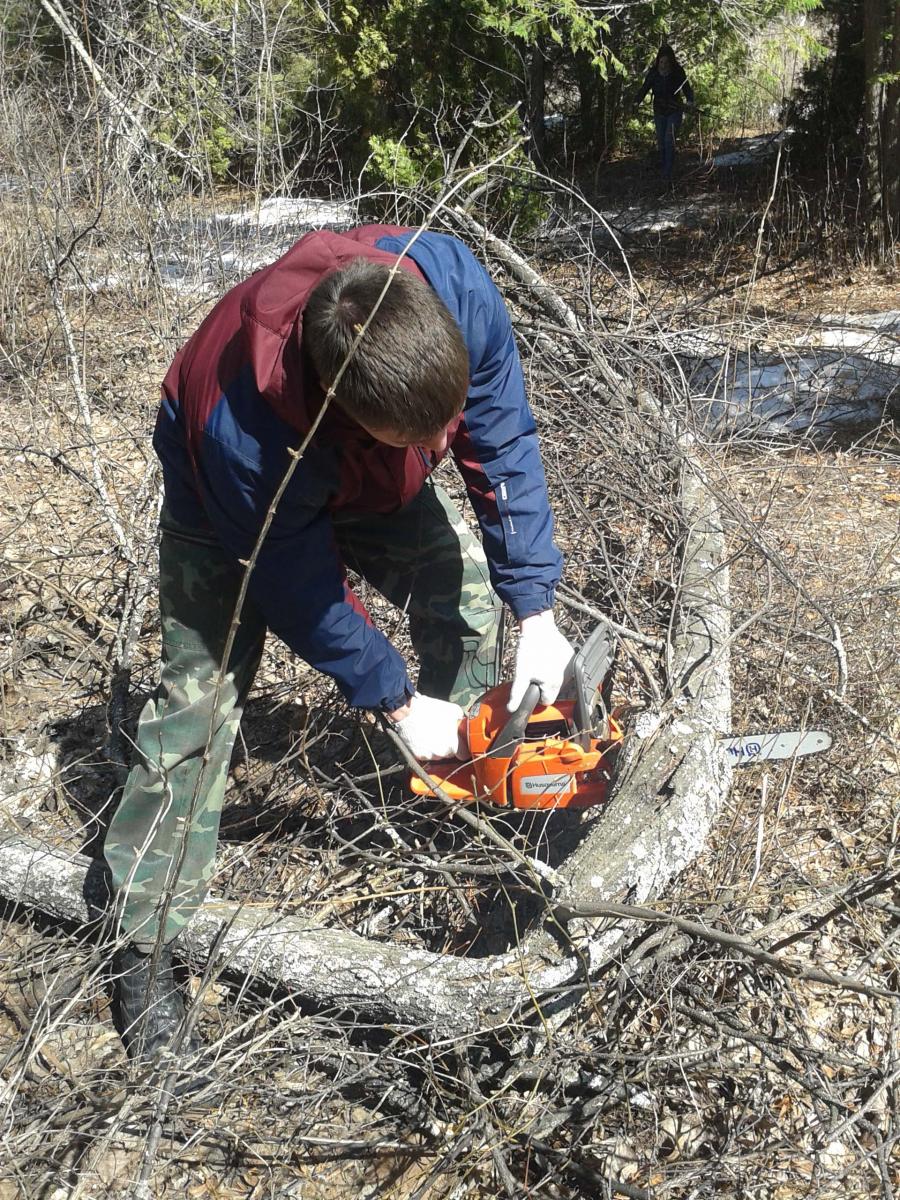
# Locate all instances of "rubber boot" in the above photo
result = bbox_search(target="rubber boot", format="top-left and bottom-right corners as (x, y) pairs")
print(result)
(112, 942), (202, 1065)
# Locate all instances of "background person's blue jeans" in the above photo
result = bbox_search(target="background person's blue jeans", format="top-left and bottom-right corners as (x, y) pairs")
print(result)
(654, 111), (682, 180)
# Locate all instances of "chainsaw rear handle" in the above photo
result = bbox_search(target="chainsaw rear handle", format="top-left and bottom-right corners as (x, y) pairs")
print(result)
(484, 682), (541, 759)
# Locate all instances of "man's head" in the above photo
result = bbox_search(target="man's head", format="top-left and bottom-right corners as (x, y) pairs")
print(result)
(304, 258), (469, 445)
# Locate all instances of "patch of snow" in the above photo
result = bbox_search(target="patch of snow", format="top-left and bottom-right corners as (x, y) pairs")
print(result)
(217, 248), (289, 276)
(818, 310), (900, 333)
(85, 194), (357, 296)
(795, 311), (900, 366)
(688, 349), (899, 438)
(538, 193), (730, 245)
(212, 196), (353, 228)
(712, 131), (787, 168)
(544, 112), (574, 133)
(74, 273), (125, 294)
(819, 1141), (851, 1171)
(0, 739), (58, 819)
(599, 193), (729, 238)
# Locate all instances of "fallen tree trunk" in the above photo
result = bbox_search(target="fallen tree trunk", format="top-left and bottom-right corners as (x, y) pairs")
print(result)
(519, 457), (732, 998)
(0, 832), (529, 1030)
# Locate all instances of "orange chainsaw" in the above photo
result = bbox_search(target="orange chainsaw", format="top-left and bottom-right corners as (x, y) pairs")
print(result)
(410, 625), (623, 810)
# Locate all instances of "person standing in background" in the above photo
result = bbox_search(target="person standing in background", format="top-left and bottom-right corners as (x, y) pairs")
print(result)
(634, 44), (694, 185)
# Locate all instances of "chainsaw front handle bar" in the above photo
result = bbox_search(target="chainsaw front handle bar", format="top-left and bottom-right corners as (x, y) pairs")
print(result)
(484, 681), (541, 759)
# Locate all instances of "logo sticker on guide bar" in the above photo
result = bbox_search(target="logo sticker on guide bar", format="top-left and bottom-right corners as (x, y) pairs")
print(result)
(519, 774), (574, 795)
(722, 731), (832, 762)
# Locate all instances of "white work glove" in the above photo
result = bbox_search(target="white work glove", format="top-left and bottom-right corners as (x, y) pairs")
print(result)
(509, 610), (576, 711)
(391, 693), (466, 759)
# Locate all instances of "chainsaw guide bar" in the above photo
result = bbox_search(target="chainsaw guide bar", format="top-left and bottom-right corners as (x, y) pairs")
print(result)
(722, 730), (833, 763)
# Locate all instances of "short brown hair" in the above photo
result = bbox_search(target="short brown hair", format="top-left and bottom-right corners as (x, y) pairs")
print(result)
(303, 259), (469, 439)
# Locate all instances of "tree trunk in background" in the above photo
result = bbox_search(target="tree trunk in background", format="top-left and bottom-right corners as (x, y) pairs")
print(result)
(575, 50), (597, 157)
(596, 80), (612, 160)
(598, 76), (624, 160)
(884, 0), (900, 249)
(863, 0), (899, 257)
(591, 19), (623, 164)
(526, 39), (546, 166)
(863, 0), (886, 257)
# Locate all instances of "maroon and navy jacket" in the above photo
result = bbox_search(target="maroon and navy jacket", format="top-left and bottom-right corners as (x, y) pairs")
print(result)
(154, 226), (563, 711)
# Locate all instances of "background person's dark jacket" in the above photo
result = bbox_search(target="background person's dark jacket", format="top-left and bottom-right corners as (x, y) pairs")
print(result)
(154, 226), (563, 713)
(636, 66), (694, 117)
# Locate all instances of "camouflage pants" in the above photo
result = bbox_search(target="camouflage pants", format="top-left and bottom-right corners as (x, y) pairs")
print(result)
(103, 480), (501, 949)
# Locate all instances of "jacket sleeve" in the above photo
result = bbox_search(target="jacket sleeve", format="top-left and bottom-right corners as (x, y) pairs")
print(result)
(196, 429), (414, 712)
(444, 243), (563, 618)
(635, 70), (653, 105)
